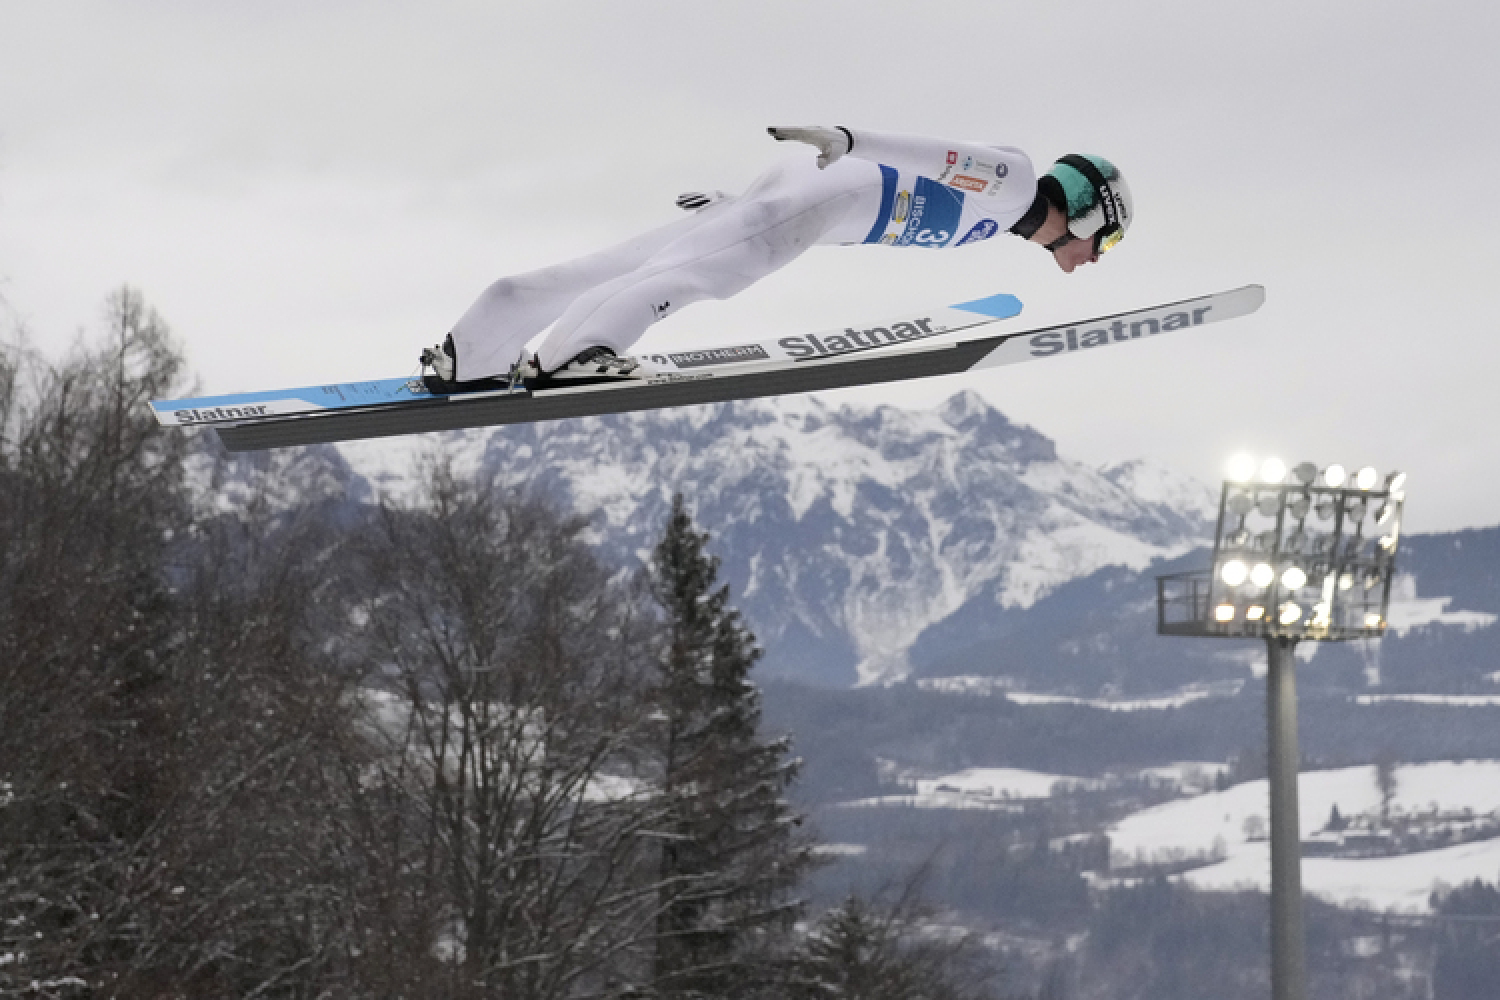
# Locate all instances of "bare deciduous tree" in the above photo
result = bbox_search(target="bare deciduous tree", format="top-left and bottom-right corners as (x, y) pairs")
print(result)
(348, 458), (665, 999)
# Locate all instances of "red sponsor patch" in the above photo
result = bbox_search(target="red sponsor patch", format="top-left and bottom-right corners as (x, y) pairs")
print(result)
(946, 150), (958, 164)
(952, 175), (987, 193)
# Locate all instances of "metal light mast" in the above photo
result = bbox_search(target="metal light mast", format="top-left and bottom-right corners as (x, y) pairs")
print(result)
(1157, 456), (1407, 1000)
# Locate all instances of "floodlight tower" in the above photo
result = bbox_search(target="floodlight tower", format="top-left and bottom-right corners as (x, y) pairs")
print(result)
(1157, 456), (1406, 1000)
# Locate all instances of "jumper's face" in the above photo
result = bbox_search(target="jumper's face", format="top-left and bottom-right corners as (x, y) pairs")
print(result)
(1051, 235), (1100, 273)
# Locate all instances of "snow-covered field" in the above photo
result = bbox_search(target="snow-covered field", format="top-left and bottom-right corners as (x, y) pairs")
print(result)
(1107, 760), (1500, 912)
(1353, 693), (1500, 708)
(837, 761), (1228, 811)
(915, 676), (1245, 711)
(839, 766), (1097, 810)
(1181, 838), (1500, 912)
(835, 759), (1500, 912)
(1004, 689), (1232, 712)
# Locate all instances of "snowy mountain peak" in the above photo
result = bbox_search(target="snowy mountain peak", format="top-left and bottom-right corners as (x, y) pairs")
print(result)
(312, 391), (1215, 686)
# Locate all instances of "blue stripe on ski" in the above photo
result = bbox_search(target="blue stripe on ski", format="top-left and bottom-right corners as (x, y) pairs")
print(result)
(151, 377), (430, 417)
(950, 293), (1022, 319)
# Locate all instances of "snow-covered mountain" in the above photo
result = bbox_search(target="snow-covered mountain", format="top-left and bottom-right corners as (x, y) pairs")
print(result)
(325, 390), (1216, 687)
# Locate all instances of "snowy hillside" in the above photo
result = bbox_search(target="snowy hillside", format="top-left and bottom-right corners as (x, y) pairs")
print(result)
(1108, 761), (1500, 912)
(331, 391), (1216, 686)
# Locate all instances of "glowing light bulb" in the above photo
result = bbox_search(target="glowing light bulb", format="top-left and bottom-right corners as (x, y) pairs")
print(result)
(1279, 602), (1303, 625)
(1215, 604), (1236, 622)
(1250, 563), (1275, 588)
(1356, 466), (1379, 490)
(1246, 605), (1266, 621)
(1281, 566), (1308, 590)
(1227, 453), (1257, 483)
(1322, 464), (1346, 488)
(1260, 457), (1287, 484)
(1220, 560), (1249, 586)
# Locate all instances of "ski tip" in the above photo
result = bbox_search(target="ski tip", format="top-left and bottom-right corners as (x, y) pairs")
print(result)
(1217, 283), (1267, 320)
(950, 293), (1023, 320)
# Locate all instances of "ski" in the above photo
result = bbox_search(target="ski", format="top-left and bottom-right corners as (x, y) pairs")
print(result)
(149, 292), (1022, 431)
(155, 286), (1263, 453)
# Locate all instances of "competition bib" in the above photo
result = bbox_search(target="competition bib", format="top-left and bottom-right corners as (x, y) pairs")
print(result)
(862, 167), (966, 248)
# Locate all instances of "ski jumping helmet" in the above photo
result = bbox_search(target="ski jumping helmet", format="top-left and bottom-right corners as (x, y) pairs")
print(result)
(1039, 154), (1133, 255)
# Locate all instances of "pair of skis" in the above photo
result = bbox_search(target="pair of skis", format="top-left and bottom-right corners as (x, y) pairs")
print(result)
(149, 286), (1264, 452)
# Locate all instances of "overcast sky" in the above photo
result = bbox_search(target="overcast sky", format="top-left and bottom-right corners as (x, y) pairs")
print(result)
(3, 1), (1497, 531)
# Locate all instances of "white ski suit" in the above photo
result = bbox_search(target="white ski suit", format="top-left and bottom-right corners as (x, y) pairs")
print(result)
(448, 129), (1040, 380)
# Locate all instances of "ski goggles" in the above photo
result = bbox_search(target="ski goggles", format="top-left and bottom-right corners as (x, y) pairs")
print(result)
(1046, 224), (1124, 257)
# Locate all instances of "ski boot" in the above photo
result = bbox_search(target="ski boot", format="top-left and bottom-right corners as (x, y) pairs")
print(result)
(530, 347), (659, 389)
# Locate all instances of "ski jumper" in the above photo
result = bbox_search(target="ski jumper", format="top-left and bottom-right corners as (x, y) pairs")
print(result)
(448, 130), (1039, 380)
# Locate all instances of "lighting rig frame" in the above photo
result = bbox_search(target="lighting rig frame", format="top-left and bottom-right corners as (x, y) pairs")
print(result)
(1158, 461), (1406, 640)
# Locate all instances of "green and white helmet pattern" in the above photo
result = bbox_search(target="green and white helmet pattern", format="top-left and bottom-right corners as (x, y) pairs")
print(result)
(1045, 154), (1133, 250)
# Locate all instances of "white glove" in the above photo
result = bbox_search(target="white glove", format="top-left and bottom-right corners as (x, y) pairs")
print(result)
(767, 125), (853, 169)
(675, 190), (730, 212)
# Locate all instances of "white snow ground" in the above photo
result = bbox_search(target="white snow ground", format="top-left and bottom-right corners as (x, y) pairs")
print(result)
(1181, 838), (1500, 912)
(1384, 573), (1498, 636)
(837, 761), (1229, 811)
(1353, 694), (1500, 708)
(1003, 688), (1233, 712)
(914, 676), (1245, 710)
(1107, 760), (1500, 912)
(832, 759), (1500, 912)
(838, 766), (1098, 810)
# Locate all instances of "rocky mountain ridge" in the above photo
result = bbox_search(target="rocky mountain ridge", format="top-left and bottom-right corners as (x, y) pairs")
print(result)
(287, 390), (1220, 686)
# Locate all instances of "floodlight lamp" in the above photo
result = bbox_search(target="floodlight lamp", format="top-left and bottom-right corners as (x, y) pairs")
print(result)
(1281, 566), (1308, 590)
(1261, 457), (1287, 484)
(1291, 462), (1317, 486)
(1387, 471), (1408, 495)
(1227, 528), (1251, 548)
(1215, 604), (1236, 622)
(1356, 466), (1379, 490)
(1228, 492), (1255, 516)
(1315, 499), (1337, 520)
(1227, 453), (1257, 483)
(1322, 464), (1347, 488)
(1376, 503), (1395, 526)
(1256, 494), (1280, 518)
(1279, 602), (1303, 625)
(1379, 534), (1397, 551)
(1246, 605), (1266, 621)
(1220, 560), (1249, 586)
(1250, 563), (1276, 588)
(1311, 602), (1332, 626)
(1364, 613), (1383, 628)
(1338, 572), (1354, 591)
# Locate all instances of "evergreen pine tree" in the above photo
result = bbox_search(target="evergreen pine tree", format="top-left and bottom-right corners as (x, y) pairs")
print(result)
(648, 494), (813, 999)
